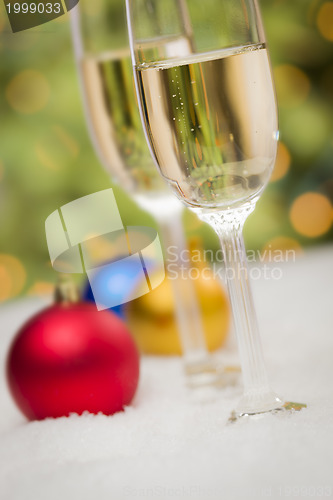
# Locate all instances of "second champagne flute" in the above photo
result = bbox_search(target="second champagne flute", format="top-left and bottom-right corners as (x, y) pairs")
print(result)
(70, 0), (232, 387)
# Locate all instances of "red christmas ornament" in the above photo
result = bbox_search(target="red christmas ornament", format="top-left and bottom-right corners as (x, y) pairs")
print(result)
(6, 282), (140, 420)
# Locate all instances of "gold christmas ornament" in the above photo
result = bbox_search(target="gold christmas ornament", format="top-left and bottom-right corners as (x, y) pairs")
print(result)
(125, 243), (230, 355)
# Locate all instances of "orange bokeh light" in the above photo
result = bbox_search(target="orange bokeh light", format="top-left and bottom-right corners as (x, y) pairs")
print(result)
(0, 254), (26, 301)
(28, 282), (55, 296)
(290, 192), (332, 238)
(261, 236), (302, 261)
(270, 142), (291, 182)
(35, 125), (79, 170)
(6, 70), (50, 114)
(274, 65), (310, 108)
(317, 2), (333, 42)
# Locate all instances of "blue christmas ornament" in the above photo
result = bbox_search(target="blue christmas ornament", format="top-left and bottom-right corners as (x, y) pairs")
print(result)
(82, 258), (156, 318)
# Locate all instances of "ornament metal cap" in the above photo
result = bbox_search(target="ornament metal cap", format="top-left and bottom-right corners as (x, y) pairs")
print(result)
(54, 275), (80, 304)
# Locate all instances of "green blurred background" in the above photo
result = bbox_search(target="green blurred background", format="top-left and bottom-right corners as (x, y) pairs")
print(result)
(0, 0), (332, 302)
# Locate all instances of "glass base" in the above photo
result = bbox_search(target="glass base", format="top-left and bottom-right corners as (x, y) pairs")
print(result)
(235, 390), (284, 415)
(184, 357), (241, 389)
(228, 401), (307, 423)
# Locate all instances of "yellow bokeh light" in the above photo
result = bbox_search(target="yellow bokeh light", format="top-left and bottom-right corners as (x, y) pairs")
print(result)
(35, 143), (59, 170)
(317, 2), (333, 41)
(261, 236), (303, 261)
(274, 65), (311, 107)
(53, 126), (79, 158)
(0, 267), (13, 302)
(6, 70), (50, 114)
(84, 236), (118, 264)
(28, 282), (54, 296)
(270, 142), (291, 182)
(290, 192), (332, 238)
(35, 125), (79, 170)
(0, 254), (26, 301)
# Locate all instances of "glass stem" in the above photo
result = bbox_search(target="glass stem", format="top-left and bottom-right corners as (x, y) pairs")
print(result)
(220, 225), (269, 393)
(200, 203), (283, 414)
(156, 210), (211, 371)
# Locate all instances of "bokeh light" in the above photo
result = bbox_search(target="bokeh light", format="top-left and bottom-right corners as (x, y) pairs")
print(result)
(261, 236), (303, 260)
(290, 192), (332, 238)
(28, 282), (54, 296)
(274, 65), (311, 108)
(270, 142), (291, 182)
(6, 70), (50, 114)
(0, 254), (26, 301)
(317, 2), (333, 42)
(35, 125), (79, 170)
(83, 235), (118, 263)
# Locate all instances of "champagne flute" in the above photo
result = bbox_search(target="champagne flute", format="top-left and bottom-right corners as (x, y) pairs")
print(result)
(126, 0), (306, 416)
(70, 0), (232, 387)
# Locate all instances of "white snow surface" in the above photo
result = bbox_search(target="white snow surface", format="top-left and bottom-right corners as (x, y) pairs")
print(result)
(0, 246), (333, 500)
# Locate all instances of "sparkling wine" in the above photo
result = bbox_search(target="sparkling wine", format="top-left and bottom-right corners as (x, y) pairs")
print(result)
(136, 44), (278, 209)
(81, 51), (166, 194)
